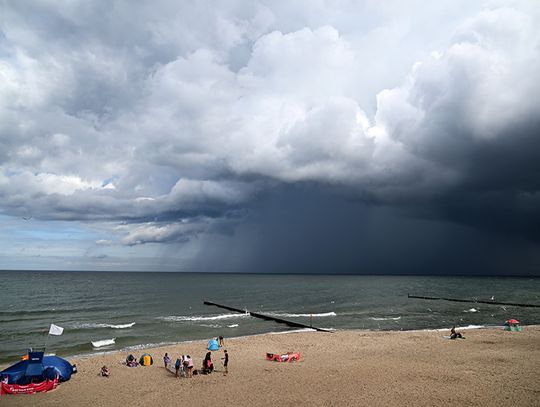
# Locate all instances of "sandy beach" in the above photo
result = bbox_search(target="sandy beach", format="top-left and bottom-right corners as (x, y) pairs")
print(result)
(2, 327), (539, 407)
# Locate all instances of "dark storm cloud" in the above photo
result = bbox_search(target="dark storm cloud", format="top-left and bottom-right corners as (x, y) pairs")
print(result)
(184, 184), (540, 275)
(1, 1), (539, 273)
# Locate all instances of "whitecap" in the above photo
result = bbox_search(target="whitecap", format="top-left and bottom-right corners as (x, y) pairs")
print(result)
(228, 324), (239, 328)
(91, 338), (116, 348)
(464, 308), (479, 313)
(158, 313), (250, 322)
(110, 323), (135, 329)
(268, 312), (336, 318)
(370, 316), (401, 321)
(72, 322), (135, 329)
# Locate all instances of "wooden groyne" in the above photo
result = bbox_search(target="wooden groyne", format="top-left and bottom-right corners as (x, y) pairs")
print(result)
(408, 294), (540, 308)
(203, 301), (333, 332)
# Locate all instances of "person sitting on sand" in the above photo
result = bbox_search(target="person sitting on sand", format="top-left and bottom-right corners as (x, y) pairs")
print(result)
(450, 326), (464, 340)
(101, 365), (110, 377)
(202, 352), (214, 374)
(126, 354), (138, 367)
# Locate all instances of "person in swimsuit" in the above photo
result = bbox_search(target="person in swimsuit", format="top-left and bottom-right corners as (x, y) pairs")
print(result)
(187, 355), (194, 378)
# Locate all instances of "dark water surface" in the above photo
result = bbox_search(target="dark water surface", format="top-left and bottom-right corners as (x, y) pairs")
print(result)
(1, 271), (538, 364)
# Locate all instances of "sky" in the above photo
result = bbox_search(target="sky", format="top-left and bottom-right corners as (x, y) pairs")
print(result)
(0, 0), (539, 274)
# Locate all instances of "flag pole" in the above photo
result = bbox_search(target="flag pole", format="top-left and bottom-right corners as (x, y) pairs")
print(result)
(43, 312), (56, 352)
(43, 331), (51, 352)
(43, 317), (53, 352)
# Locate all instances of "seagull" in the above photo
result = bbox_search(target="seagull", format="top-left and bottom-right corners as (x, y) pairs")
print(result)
(22, 216), (32, 221)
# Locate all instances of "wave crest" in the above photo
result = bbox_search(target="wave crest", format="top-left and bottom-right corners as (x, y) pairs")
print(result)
(91, 338), (116, 348)
(72, 322), (135, 329)
(158, 313), (249, 322)
(268, 312), (336, 318)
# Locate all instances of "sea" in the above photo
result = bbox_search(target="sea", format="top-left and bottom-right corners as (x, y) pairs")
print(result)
(0, 271), (538, 364)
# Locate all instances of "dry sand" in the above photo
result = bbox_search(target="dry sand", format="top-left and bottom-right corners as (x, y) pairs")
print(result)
(2, 327), (539, 407)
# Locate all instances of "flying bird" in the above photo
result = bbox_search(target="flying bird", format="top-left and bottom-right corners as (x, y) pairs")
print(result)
(22, 216), (32, 221)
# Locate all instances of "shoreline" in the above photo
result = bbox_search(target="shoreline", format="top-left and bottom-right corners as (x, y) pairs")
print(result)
(3, 323), (539, 369)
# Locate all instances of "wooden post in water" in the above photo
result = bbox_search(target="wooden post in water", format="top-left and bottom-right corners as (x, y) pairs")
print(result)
(203, 301), (332, 332)
(407, 294), (540, 308)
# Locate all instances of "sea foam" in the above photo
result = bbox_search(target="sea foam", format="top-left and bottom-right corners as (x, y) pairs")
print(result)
(73, 322), (135, 329)
(268, 312), (336, 318)
(158, 313), (249, 322)
(91, 338), (116, 348)
(110, 323), (136, 329)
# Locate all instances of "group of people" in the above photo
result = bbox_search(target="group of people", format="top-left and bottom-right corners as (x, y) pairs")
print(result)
(99, 336), (229, 379)
(164, 348), (228, 378)
(166, 353), (194, 378)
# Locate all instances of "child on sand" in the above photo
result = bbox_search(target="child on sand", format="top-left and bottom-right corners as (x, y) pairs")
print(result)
(163, 353), (171, 368)
(222, 350), (228, 375)
(101, 365), (110, 377)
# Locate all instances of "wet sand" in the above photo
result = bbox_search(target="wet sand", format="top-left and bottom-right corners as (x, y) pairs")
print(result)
(2, 327), (539, 406)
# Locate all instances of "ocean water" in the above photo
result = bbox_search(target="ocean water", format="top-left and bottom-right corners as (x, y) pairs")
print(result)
(0, 271), (538, 364)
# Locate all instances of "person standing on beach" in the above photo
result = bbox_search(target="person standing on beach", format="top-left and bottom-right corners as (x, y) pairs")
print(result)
(222, 350), (228, 375)
(187, 355), (194, 378)
(164, 353), (171, 368)
(182, 355), (188, 377)
(219, 335), (224, 347)
(175, 357), (181, 378)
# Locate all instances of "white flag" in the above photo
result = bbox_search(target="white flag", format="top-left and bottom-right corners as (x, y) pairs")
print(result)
(49, 324), (64, 336)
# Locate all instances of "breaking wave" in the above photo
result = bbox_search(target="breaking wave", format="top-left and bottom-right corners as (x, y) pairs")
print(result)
(72, 322), (135, 329)
(369, 316), (401, 321)
(91, 338), (116, 348)
(268, 312), (336, 318)
(464, 308), (479, 313)
(158, 313), (250, 322)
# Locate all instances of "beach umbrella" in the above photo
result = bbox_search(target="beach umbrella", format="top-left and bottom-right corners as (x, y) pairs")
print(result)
(505, 319), (519, 324)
